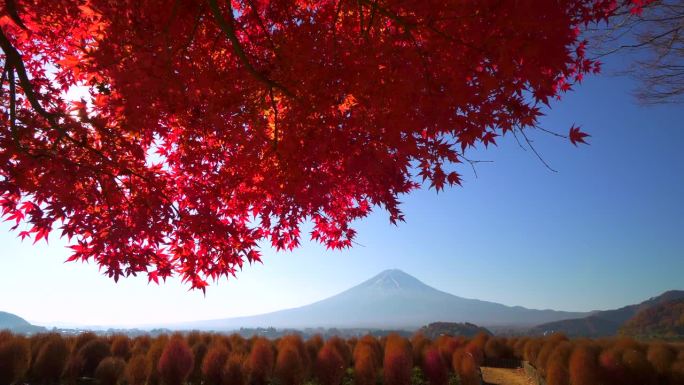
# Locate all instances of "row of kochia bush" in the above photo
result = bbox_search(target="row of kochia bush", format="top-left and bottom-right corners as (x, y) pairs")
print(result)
(491, 333), (684, 385)
(0, 330), (480, 385)
(1, 330), (683, 385)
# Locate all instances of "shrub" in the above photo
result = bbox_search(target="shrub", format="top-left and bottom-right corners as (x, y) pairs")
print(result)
(569, 344), (600, 385)
(306, 335), (324, 367)
(316, 342), (345, 385)
(435, 336), (460, 368)
(353, 343), (377, 385)
(145, 335), (168, 385)
(72, 332), (98, 353)
(246, 337), (273, 385)
(484, 338), (509, 360)
(451, 348), (465, 375)
(95, 357), (126, 385)
(111, 335), (132, 360)
(513, 338), (528, 359)
(0, 335), (31, 385)
(383, 334), (412, 385)
(32, 334), (69, 385)
(545, 342), (572, 385)
(202, 344), (230, 385)
(125, 354), (148, 385)
(458, 353), (479, 385)
(77, 338), (111, 378)
(410, 334), (430, 367)
(599, 347), (627, 385)
(422, 347), (447, 385)
(158, 335), (194, 385)
(189, 341), (208, 385)
(464, 341), (483, 367)
(274, 343), (305, 385)
(228, 335), (248, 356)
(523, 339), (543, 364)
(328, 337), (352, 367)
(647, 343), (675, 375)
(131, 336), (152, 356)
(357, 335), (382, 368)
(536, 341), (560, 375)
(222, 353), (246, 385)
(622, 347), (654, 385)
(279, 335), (310, 379)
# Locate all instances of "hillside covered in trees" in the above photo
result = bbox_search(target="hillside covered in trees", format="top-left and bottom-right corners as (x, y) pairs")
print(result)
(620, 298), (684, 340)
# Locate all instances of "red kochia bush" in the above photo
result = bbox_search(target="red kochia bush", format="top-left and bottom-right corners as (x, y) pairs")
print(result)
(0, 335), (31, 385)
(76, 339), (111, 378)
(189, 341), (208, 385)
(222, 354), (246, 385)
(278, 335), (310, 380)
(464, 340), (484, 367)
(383, 334), (412, 385)
(353, 343), (377, 385)
(158, 335), (194, 385)
(422, 347), (448, 385)
(316, 341), (345, 385)
(32, 334), (69, 385)
(458, 353), (479, 385)
(95, 357), (126, 385)
(111, 335), (132, 360)
(305, 335), (324, 368)
(599, 347), (627, 385)
(647, 343), (676, 375)
(145, 336), (168, 385)
(435, 336), (461, 367)
(124, 355), (148, 385)
(545, 342), (572, 385)
(569, 344), (600, 385)
(202, 345), (230, 385)
(274, 343), (305, 385)
(622, 347), (654, 385)
(410, 334), (430, 367)
(246, 338), (274, 385)
(484, 338), (509, 360)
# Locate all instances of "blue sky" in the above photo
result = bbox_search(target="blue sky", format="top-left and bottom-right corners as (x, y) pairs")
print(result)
(0, 54), (682, 328)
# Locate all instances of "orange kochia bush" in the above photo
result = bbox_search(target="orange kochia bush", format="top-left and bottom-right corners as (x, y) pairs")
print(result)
(315, 340), (345, 385)
(383, 334), (412, 385)
(246, 337), (274, 385)
(158, 335), (194, 385)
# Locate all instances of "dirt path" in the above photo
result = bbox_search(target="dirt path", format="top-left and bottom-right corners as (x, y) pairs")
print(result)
(481, 367), (536, 385)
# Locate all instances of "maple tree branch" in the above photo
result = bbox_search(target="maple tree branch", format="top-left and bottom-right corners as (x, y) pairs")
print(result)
(207, 0), (293, 98)
(517, 126), (558, 173)
(0, 26), (67, 149)
(5, 0), (28, 30)
(458, 154), (493, 178)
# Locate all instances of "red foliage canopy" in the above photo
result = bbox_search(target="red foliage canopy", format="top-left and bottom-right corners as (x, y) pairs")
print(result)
(0, 0), (644, 289)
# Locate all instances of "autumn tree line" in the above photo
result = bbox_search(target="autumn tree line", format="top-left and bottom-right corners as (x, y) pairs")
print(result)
(0, 330), (683, 385)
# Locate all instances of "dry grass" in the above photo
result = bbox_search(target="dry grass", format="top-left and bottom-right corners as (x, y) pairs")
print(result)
(481, 367), (535, 385)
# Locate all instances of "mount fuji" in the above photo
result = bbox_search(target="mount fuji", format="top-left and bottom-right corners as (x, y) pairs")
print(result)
(173, 269), (587, 330)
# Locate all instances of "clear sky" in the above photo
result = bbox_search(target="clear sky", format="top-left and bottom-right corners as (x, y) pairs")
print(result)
(0, 53), (682, 328)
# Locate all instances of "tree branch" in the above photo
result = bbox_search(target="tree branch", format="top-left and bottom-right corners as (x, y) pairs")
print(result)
(207, 0), (293, 98)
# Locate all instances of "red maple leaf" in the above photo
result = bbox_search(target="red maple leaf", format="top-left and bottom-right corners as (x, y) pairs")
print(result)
(569, 125), (590, 146)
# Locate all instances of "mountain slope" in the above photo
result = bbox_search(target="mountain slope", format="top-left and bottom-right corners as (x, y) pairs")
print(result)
(530, 290), (684, 337)
(619, 298), (684, 339)
(0, 311), (46, 333)
(177, 269), (587, 330)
